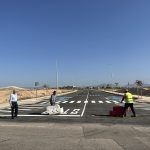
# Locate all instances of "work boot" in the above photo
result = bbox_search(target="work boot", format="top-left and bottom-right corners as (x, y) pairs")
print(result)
(131, 115), (136, 117)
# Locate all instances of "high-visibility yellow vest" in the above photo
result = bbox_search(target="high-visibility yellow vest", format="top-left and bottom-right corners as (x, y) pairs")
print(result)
(125, 92), (133, 103)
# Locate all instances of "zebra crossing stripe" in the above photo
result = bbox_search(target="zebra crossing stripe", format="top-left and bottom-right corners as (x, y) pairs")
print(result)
(106, 101), (111, 103)
(56, 101), (61, 104)
(62, 101), (68, 103)
(91, 101), (96, 103)
(77, 101), (81, 103)
(69, 101), (74, 103)
(113, 101), (119, 104)
(84, 101), (88, 103)
(98, 101), (103, 103)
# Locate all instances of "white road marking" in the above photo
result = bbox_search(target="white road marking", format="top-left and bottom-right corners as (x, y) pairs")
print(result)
(62, 101), (68, 103)
(40, 101), (47, 104)
(81, 91), (89, 117)
(19, 106), (43, 109)
(98, 101), (103, 103)
(56, 101), (61, 104)
(106, 101), (111, 103)
(7, 108), (32, 111)
(57, 115), (80, 117)
(64, 109), (70, 114)
(91, 101), (96, 103)
(69, 101), (74, 103)
(70, 109), (80, 114)
(77, 101), (81, 103)
(113, 101), (119, 104)
(0, 110), (11, 113)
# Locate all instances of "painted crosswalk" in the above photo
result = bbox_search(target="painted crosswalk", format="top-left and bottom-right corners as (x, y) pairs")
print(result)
(0, 99), (148, 117)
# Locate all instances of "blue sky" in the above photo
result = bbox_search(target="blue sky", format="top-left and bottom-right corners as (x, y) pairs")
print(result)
(0, 0), (150, 87)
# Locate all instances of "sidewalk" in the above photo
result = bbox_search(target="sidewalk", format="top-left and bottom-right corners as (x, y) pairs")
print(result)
(102, 90), (150, 104)
(0, 90), (77, 109)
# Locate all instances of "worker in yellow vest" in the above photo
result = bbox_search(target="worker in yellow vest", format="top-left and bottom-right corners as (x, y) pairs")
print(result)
(121, 89), (136, 117)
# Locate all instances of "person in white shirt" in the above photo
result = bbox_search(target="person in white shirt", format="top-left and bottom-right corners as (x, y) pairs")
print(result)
(9, 90), (18, 119)
(50, 91), (56, 106)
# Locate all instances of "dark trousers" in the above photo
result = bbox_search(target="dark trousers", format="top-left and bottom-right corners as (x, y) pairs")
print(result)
(122, 103), (136, 116)
(11, 102), (18, 118)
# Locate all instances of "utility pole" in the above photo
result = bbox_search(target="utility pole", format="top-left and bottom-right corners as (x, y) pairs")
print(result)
(56, 60), (58, 92)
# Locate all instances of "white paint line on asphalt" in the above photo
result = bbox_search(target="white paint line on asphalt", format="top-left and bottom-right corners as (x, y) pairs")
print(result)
(91, 101), (96, 103)
(113, 101), (119, 104)
(106, 101), (111, 103)
(64, 109), (70, 114)
(0, 110), (11, 113)
(77, 101), (81, 103)
(19, 106), (43, 109)
(69, 101), (74, 103)
(40, 101), (48, 104)
(0, 114), (81, 117)
(56, 101), (61, 104)
(84, 101), (88, 103)
(56, 115), (80, 117)
(81, 90), (89, 117)
(70, 109), (80, 114)
(7, 108), (32, 111)
(62, 101), (68, 103)
(98, 101), (103, 103)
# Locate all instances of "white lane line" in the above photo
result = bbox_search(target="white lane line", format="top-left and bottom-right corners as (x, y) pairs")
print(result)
(7, 108), (32, 111)
(70, 109), (80, 114)
(0, 114), (81, 117)
(18, 108), (32, 111)
(62, 101), (68, 103)
(69, 101), (74, 104)
(98, 101), (103, 103)
(81, 90), (89, 117)
(19, 106), (43, 109)
(64, 109), (70, 114)
(84, 101), (88, 103)
(77, 101), (81, 103)
(57, 115), (80, 117)
(91, 101), (96, 103)
(106, 101), (111, 103)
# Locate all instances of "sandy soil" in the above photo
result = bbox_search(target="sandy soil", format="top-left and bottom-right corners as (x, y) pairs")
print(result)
(0, 88), (71, 104)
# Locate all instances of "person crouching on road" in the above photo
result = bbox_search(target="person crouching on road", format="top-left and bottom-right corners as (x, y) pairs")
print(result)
(50, 91), (56, 106)
(121, 89), (136, 117)
(9, 90), (18, 119)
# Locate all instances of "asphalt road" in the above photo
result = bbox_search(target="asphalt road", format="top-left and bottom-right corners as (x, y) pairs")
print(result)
(0, 90), (150, 125)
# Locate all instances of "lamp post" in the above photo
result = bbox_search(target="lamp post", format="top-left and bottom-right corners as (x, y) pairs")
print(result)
(56, 60), (58, 92)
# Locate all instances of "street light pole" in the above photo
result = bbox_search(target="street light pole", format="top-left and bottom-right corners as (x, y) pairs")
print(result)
(56, 60), (58, 92)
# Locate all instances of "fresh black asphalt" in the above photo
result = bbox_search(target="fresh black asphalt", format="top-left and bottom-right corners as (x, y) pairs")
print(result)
(0, 90), (150, 126)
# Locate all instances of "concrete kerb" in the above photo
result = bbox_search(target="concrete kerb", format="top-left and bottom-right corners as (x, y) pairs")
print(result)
(0, 90), (78, 109)
(102, 90), (150, 103)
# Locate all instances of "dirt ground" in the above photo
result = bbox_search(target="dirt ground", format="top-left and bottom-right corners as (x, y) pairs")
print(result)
(0, 87), (71, 104)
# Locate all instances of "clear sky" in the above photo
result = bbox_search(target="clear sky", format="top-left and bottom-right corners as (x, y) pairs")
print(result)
(0, 0), (150, 87)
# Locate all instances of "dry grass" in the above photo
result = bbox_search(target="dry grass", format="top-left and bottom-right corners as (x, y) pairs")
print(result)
(0, 88), (71, 104)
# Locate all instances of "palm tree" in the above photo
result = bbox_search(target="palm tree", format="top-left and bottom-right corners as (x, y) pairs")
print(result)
(115, 82), (119, 89)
